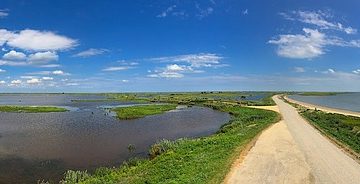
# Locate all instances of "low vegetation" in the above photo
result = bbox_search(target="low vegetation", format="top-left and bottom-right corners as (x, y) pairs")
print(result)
(112, 104), (177, 119)
(60, 102), (280, 184)
(0, 106), (68, 113)
(301, 109), (360, 154)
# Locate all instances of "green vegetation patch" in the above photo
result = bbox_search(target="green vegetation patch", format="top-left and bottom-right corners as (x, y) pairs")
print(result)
(112, 104), (177, 119)
(0, 106), (68, 113)
(60, 103), (280, 184)
(301, 109), (360, 154)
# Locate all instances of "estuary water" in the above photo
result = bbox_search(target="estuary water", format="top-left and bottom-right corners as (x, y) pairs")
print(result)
(289, 93), (360, 113)
(0, 94), (230, 183)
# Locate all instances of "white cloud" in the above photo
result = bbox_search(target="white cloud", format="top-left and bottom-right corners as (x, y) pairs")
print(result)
(281, 10), (357, 34)
(294, 67), (305, 73)
(10, 79), (22, 85)
(352, 69), (360, 74)
(121, 79), (129, 83)
(26, 78), (42, 85)
(38, 64), (61, 68)
(150, 53), (223, 68)
(28, 51), (58, 63)
(28, 70), (69, 76)
(328, 68), (335, 73)
(269, 28), (360, 59)
(0, 10), (9, 18)
(117, 60), (139, 66)
(73, 48), (108, 57)
(0, 80), (5, 84)
(3, 50), (27, 60)
(147, 64), (203, 78)
(269, 28), (326, 59)
(0, 29), (77, 51)
(52, 70), (67, 75)
(0, 59), (27, 66)
(0, 68), (6, 73)
(102, 66), (133, 72)
(42, 77), (54, 80)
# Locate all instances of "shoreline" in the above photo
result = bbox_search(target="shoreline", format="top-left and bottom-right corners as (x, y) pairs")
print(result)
(285, 96), (360, 117)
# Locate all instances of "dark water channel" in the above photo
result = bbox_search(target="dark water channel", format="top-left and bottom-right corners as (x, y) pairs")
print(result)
(0, 94), (230, 183)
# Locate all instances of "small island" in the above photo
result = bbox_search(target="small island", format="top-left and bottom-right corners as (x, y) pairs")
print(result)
(0, 106), (68, 113)
(112, 104), (177, 119)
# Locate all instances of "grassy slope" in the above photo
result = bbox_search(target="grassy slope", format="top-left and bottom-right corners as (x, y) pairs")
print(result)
(112, 104), (177, 119)
(0, 106), (68, 113)
(301, 110), (360, 154)
(60, 103), (280, 184)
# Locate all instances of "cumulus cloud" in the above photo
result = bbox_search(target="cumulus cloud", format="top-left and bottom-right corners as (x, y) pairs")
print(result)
(269, 28), (360, 59)
(102, 66), (133, 72)
(269, 28), (326, 59)
(352, 69), (360, 74)
(0, 80), (5, 84)
(0, 29), (77, 51)
(0, 68), (6, 73)
(73, 48), (108, 57)
(10, 79), (22, 85)
(281, 10), (357, 34)
(0, 59), (27, 66)
(148, 53), (224, 78)
(26, 78), (41, 85)
(28, 51), (58, 63)
(3, 50), (27, 60)
(148, 64), (203, 78)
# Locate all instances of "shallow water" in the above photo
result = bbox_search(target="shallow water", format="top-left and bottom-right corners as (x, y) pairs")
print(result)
(0, 94), (230, 183)
(289, 93), (360, 112)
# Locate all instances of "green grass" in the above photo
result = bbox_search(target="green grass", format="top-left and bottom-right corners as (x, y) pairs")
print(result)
(72, 92), (278, 106)
(301, 109), (360, 154)
(59, 102), (280, 184)
(112, 104), (177, 119)
(0, 106), (68, 113)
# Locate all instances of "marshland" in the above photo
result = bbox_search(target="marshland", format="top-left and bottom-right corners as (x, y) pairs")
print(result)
(0, 92), (275, 183)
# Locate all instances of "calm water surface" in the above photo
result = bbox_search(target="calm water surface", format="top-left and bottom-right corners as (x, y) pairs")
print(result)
(0, 94), (230, 183)
(289, 93), (360, 112)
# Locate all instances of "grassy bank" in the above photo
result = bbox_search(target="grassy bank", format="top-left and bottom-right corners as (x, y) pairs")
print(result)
(301, 110), (360, 154)
(59, 102), (280, 184)
(112, 104), (177, 119)
(0, 106), (68, 113)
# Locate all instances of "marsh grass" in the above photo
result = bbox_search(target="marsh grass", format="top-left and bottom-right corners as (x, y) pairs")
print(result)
(112, 104), (177, 119)
(0, 106), (68, 113)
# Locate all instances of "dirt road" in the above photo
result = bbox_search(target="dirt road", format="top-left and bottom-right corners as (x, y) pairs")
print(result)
(225, 96), (360, 184)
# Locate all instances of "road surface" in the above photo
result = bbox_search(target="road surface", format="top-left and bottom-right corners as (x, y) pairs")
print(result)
(225, 96), (360, 184)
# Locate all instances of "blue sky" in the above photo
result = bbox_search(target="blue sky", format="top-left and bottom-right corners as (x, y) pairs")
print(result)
(0, 0), (359, 92)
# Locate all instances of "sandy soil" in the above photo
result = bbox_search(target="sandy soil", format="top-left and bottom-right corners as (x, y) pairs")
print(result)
(285, 96), (360, 117)
(225, 96), (360, 184)
(247, 105), (280, 113)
